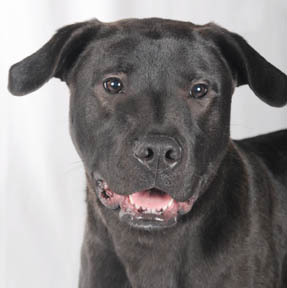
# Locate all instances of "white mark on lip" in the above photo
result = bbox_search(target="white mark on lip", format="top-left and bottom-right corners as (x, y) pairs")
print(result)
(129, 195), (134, 205)
(156, 199), (174, 213)
(135, 204), (140, 209)
(155, 217), (164, 221)
(167, 199), (174, 208)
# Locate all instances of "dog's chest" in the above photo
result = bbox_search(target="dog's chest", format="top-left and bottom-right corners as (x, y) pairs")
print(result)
(120, 247), (180, 287)
(113, 232), (187, 288)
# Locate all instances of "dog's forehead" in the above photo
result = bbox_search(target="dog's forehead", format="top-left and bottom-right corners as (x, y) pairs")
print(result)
(107, 17), (199, 38)
(84, 19), (221, 79)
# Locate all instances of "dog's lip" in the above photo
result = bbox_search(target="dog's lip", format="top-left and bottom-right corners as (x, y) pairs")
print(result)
(95, 180), (198, 229)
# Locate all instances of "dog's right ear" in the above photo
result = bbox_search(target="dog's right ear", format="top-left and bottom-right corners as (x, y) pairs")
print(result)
(8, 20), (100, 96)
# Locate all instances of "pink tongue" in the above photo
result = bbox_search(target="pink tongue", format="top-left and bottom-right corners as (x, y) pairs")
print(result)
(131, 190), (172, 209)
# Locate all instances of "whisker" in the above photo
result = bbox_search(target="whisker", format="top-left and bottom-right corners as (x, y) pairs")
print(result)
(64, 161), (84, 175)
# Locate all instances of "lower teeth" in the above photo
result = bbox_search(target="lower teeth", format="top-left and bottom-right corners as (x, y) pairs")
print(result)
(142, 208), (164, 215)
(138, 207), (146, 213)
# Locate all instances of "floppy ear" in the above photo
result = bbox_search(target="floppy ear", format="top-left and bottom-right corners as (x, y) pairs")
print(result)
(202, 24), (287, 107)
(8, 19), (100, 96)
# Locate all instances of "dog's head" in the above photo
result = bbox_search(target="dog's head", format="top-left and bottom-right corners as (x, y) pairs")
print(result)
(9, 18), (287, 230)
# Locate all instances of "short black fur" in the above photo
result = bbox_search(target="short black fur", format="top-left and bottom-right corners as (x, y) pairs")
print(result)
(8, 18), (287, 287)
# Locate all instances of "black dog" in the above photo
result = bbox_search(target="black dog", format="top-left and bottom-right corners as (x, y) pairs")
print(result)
(9, 18), (287, 287)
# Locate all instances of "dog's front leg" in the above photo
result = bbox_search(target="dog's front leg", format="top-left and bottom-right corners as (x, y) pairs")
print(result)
(79, 238), (131, 288)
(78, 215), (131, 288)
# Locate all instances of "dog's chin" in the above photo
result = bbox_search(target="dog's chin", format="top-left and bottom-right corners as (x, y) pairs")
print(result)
(95, 180), (198, 230)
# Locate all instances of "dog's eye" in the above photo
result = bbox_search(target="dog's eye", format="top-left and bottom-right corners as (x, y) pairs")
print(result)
(103, 78), (123, 94)
(190, 83), (208, 98)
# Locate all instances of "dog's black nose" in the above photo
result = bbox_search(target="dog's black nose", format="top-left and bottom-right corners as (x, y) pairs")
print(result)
(133, 135), (182, 171)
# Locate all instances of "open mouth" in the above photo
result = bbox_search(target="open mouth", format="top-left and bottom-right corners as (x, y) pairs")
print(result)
(95, 180), (198, 230)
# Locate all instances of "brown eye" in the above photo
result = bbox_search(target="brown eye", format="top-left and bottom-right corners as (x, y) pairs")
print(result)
(190, 83), (208, 98)
(103, 78), (123, 94)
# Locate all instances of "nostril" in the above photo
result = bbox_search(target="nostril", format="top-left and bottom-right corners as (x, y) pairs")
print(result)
(145, 148), (154, 160)
(165, 149), (178, 162)
(133, 136), (182, 170)
(135, 147), (154, 161)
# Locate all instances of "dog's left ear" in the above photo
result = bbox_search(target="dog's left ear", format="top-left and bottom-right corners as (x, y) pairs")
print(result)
(8, 19), (100, 96)
(202, 24), (287, 107)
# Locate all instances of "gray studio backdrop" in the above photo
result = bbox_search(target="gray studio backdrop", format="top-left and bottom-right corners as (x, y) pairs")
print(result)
(1, 0), (286, 287)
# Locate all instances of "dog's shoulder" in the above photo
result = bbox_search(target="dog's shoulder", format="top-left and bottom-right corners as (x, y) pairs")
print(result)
(234, 130), (287, 184)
